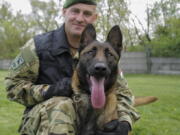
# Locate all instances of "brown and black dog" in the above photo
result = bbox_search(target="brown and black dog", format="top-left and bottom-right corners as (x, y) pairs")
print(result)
(72, 24), (157, 135)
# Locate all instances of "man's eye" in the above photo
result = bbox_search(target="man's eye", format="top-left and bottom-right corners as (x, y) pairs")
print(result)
(71, 9), (79, 14)
(84, 11), (92, 17)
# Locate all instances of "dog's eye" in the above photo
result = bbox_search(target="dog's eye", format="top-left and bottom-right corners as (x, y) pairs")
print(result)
(105, 49), (114, 57)
(86, 47), (96, 55)
(107, 52), (113, 57)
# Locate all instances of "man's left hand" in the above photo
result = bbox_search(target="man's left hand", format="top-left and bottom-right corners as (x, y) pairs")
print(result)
(95, 120), (131, 135)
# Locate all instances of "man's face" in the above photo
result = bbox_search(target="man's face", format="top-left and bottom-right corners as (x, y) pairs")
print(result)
(63, 3), (97, 37)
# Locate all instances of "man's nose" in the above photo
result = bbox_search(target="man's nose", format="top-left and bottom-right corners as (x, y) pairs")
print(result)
(76, 13), (85, 22)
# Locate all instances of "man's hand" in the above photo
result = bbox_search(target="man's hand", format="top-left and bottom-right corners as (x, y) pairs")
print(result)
(96, 120), (131, 135)
(42, 77), (73, 100)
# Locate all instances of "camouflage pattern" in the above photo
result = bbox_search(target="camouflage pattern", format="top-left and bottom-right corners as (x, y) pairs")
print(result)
(19, 97), (77, 135)
(5, 39), (140, 134)
(5, 39), (49, 107)
(116, 69), (140, 127)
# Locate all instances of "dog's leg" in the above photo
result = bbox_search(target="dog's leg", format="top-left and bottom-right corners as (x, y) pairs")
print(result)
(80, 107), (100, 135)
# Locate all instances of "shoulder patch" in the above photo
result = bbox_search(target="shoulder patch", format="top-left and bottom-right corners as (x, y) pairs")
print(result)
(10, 55), (25, 70)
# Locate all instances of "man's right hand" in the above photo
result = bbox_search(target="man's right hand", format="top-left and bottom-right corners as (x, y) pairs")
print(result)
(42, 77), (73, 100)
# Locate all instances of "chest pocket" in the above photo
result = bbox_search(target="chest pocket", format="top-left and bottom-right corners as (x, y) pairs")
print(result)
(36, 49), (73, 84)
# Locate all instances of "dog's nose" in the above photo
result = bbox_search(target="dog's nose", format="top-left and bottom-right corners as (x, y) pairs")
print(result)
(94, 63), (107, 73)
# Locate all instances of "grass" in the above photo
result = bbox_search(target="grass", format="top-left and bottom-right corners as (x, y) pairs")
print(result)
(0, 70), (24, 135)
(126, 74), (180, 135)
(0, 70), (180, 135)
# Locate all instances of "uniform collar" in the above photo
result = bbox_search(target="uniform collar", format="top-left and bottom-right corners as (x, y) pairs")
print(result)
(51, 24), (71, 55)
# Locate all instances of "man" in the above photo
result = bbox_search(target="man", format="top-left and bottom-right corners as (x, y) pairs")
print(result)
(5, 0), (140, 135)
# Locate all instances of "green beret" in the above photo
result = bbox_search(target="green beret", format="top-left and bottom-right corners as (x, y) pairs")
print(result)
(63, 0), (97, 8)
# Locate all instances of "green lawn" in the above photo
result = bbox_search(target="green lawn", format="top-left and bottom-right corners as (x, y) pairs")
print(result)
(0, 70), (24, 135)
(0, 70), (180, 135)
(126, 74), (180, 135)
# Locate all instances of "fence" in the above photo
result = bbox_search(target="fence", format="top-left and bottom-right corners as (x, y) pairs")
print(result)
(120, 52), (147, 73)
(151, 57), (180, 75)
(0, 59), (12, 70)
(120, 52), (180, 75)
(1, 52), (180, 75)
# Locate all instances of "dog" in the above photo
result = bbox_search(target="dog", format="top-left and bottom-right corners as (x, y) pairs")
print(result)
(71, 24), (157, 135)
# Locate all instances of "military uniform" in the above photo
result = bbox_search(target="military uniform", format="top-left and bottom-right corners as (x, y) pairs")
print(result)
(5, 24), (140, 135)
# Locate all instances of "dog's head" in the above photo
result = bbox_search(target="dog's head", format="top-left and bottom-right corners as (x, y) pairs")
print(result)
(77, 24), (123, 109)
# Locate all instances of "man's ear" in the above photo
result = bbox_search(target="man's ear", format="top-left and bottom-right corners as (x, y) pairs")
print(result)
(62, 8), (66, 17)
(79, 24), (96, 51)
(91, 13), (98, 23)
(106, 25), (123, 56)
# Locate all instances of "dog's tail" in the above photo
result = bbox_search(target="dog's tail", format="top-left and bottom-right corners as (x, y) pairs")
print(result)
(134, 96), (158, 107)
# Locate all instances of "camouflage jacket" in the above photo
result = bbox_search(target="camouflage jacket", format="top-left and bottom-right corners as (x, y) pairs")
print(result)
(5, 29), (140, 128)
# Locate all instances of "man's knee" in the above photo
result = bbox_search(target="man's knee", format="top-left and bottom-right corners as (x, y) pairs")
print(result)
(44, 96), (76, 123)
(45, 96), (74, 109)
(19, 97), (76, 135)
(41, 97), (76, 135)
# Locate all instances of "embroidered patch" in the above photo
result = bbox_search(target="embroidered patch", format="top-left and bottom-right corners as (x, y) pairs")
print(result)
(10, 55), (25, 70)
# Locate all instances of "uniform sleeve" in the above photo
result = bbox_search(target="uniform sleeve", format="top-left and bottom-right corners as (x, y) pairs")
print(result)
(116, 68), (140, 127)
(5, 39), (50, 107)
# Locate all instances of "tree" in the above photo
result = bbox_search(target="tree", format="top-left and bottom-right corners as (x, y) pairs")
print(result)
(128, 0), (180, 57)
(149, 0), (179, 31)
(0, 0), (66, 58)
(0, 1), (33, 58)
(148, 0), (180, 57)
(29, 0), (62, 33)
(151, 17), (180, 57)
(95, 0), (131, 47)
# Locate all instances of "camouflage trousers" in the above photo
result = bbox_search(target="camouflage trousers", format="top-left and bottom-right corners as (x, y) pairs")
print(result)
(19, 97), (77, 135)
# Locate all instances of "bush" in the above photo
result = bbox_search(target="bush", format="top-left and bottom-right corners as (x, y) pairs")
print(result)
(150, 17), (180, 57)
(126, 45), (145, 52)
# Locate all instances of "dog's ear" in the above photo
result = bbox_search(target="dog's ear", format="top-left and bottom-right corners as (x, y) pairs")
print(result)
(106, 25), (123, 56)
(79, 24), (96, 51)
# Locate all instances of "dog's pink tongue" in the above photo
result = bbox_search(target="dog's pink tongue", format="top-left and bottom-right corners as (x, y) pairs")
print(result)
(90, 76), (105, 109)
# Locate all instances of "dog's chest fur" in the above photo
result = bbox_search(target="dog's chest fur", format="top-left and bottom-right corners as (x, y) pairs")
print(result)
(72, 68), (118, 134)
